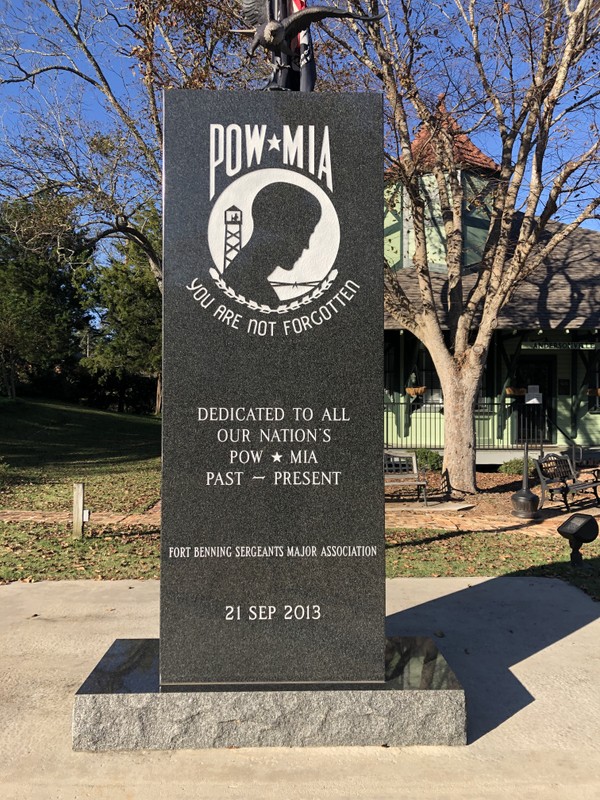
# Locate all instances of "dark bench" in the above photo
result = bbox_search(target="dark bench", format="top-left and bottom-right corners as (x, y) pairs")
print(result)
(384, 451), (428, 505)
(534, 452), (600, 511)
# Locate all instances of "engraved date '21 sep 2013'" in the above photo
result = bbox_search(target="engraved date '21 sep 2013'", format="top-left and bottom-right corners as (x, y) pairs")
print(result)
(225, 604), (322, 621)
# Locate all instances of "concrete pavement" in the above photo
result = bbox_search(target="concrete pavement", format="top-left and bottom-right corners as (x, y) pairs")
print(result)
(1, 577), (599, 799)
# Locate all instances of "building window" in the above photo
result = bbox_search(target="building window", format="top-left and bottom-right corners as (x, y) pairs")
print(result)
(586, 349), (600, 413)
(384, 331), (401, 396)
(414, 346), (442, 404)
(476, 365), (491, 407)
(408, 344), (489, 406)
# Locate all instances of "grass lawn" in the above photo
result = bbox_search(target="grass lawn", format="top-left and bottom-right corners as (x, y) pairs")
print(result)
(0, 398), (598, 600)
(0, 398), (161, 514)
(386, 527), (600, 601)
(1, 518), (599, 601)
(0, 521), (160, 582)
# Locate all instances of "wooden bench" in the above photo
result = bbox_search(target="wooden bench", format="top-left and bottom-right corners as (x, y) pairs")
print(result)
(534, 452), (600, 511)
(384, 451), (428, 505)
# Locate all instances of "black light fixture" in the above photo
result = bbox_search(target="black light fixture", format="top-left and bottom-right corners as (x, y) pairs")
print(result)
(557, 513), (599, 566)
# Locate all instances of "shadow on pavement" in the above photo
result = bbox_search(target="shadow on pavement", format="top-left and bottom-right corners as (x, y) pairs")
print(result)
(386, 569), (600, 742)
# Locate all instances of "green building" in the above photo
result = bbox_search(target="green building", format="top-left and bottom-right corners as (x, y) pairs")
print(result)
(383, 110), (600, 464)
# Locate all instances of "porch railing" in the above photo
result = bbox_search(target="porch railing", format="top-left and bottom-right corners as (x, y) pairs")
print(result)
(384, 398), (551, 451)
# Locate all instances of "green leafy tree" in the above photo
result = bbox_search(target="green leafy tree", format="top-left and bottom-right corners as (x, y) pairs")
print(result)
(0, 0), (248, 289)
(0, 199), (91, 399)
(85, 209), (162, 413)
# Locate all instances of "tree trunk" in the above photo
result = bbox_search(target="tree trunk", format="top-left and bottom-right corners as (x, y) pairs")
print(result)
(117, 377), (125, 413)
(154, 373), (162, 416)
(438, 366), (482, 495)
(0, 356), (8, 398)
(8, 361), (16, 401)
(1, 354), (17, 401)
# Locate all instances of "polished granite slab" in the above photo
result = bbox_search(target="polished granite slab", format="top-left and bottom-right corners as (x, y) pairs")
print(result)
(73, 637), (466, 749)
(161, 91), (385, 686)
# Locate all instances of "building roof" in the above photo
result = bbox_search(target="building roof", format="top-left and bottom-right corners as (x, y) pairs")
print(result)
(384, 224), (600, 331)
(412, 111), (500, 174)
(387, 97), (500, 178)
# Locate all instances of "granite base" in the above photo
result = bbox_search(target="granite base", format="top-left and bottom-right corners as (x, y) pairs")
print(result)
(72, 637), (466, 750)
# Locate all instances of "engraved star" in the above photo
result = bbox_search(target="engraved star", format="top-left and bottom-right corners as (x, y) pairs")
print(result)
(267, 134), (281, 151)
(271, 452), (283, 462)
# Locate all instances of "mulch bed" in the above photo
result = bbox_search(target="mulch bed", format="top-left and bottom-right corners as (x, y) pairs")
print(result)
(423, 470), (537, 515)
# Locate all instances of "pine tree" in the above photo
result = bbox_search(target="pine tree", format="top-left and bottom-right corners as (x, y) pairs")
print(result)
(86, 207), (162, 413)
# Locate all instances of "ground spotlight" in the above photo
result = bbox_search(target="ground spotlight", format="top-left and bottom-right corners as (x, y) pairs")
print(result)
(557, 513), (599, 567)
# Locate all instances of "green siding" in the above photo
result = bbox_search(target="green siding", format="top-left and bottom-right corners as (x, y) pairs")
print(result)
(385, 332), (600, 452)
(463, 173), (494, 268)
(383, 185), (403, 270)
(384, 171), (494, 274)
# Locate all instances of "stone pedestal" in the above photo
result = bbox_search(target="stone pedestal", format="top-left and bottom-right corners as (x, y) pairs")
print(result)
(73, 637), (466, 750)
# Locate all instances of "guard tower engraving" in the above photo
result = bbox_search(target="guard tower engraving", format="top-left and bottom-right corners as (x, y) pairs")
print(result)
(224, 206), (242, 269)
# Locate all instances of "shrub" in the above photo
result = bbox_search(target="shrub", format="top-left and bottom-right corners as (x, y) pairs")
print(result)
(498, 457), (535, 476)
(414, 448), (443, 472)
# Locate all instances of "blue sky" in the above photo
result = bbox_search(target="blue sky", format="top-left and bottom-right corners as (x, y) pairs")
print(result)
(0, 0), (598, 232)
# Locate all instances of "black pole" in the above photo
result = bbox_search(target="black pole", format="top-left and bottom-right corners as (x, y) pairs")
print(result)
(511, 416), (540, 519)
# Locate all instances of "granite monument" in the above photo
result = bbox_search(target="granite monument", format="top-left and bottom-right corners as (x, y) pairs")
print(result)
(160, 90), (384, 686)
(73, 90), (466, 750)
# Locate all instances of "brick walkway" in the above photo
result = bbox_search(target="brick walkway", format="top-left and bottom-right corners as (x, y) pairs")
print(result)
(2, 498), (598, 537)
(0, 502), (161, 528)
(385, 501), (600, 536)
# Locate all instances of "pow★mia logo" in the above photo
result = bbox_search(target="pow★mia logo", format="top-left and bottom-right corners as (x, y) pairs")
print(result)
(207, 125), (340, 314)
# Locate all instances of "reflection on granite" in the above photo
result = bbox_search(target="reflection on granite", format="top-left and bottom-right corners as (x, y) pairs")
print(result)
(77, 640), (159, 695)
(385, 636), (462, 690)
(77, 637), (460, 695)
(74, 636), (466, 748)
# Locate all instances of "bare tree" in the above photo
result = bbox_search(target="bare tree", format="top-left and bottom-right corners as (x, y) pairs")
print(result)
(319, 0), (600, 493)
(0, 0), (247, 288)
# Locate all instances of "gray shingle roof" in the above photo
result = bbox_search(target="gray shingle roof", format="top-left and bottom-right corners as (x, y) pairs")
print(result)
(384, 224), (600, 331)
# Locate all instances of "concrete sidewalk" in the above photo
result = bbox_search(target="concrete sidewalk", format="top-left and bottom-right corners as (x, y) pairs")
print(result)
(1, 577), (599, 799)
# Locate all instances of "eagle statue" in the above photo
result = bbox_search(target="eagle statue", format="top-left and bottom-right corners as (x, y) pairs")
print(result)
(238, 1), (384, 60)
